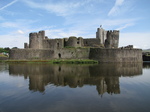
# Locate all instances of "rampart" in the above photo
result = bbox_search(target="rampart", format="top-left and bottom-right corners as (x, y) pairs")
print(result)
(89, 48), (142, 62)
(9, 48), (142, 62)
(9, 48), (90, 60)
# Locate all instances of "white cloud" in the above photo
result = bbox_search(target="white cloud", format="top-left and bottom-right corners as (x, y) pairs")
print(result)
(116, 23), (134, 30)
(0, 33), (28, 48)
(115, 0), (124, 6)
(17, 30), (24, 34)
(1, 22), (19, 28)
(108, 0), (124, 16)
(23, 0), (104, 17)
(0, 0), (18, 11)
(119, 32), (150, 49)
(0, 19), (39, 30)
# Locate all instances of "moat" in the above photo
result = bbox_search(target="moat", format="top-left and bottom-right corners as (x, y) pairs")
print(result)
(0, 63), (150, 112)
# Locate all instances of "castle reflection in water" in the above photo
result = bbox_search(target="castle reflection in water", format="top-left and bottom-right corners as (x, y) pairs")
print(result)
(9, 63), (142, 95)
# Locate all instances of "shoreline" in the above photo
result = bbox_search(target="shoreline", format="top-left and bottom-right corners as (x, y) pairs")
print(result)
(1, 59), (98, 64)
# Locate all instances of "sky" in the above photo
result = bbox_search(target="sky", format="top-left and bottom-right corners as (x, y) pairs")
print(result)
(0, 0), (150, 49)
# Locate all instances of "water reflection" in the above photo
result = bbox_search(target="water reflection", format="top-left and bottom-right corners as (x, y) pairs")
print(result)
(143, 62), (150, 68)
(9, 63), (142, 95)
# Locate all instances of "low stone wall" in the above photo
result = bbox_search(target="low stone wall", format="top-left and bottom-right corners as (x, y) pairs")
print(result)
(9, 48), (90, 60)
(9, 49), (55, 60)
(9, 48), (142, 62)
(89, 48), (142, 62)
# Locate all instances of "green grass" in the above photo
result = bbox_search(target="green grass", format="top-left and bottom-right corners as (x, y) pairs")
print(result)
(0, 54), (8, 57)
(4, 59), (98, 64)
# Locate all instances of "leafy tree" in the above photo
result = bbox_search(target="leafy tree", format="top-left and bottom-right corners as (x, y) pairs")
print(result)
(0, 47), (10, 53)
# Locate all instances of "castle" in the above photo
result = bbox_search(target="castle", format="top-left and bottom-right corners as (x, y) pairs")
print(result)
(9, 26), (142, 62)
(24, 27), (119, 49)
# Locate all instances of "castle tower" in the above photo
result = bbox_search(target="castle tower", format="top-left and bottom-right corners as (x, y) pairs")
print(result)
(105, 30), (119, 48)
(96, 26), (107, 44)
(24, 43), (29, 48)
(65, 36), (84, 47)
(29, 31), (45, 49)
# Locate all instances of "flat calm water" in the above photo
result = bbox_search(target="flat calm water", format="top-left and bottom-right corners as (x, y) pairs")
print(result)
(0, 63), (150, 112)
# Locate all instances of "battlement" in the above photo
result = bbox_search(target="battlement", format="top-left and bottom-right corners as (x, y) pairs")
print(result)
(29, 30), (45, 39)
(107, 30), (119, 33)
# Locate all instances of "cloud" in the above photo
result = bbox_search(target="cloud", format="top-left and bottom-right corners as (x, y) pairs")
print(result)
(17, 30), (24, 34)
(119, 32), (150, 49)
(0, 0), (18, 11)
(0, 33), (28, 48)
(23, 0), (104, 17)
(108, 0), (124, 16)
(116, 23), (134, 30)
(1, 22), (19, 28)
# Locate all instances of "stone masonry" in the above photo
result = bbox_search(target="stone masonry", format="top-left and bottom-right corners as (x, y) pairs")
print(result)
(10, 26), (142, 62)
(24, 26), (119, 49)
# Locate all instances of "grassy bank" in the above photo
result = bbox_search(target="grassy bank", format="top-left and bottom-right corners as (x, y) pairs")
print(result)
(4, 59), (98, 64)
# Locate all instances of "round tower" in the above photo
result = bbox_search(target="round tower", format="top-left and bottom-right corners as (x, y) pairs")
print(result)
(65, 36), (83, 47)
(29, 32), (44, 49)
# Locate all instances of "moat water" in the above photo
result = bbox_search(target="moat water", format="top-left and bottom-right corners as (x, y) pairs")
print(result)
(0, 63), (150, 112)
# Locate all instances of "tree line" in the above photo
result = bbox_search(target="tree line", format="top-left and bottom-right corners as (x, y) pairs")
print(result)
(0, 47), (10, 53)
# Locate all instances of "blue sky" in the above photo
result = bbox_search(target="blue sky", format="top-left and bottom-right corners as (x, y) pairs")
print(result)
(0, 0), (150, 49)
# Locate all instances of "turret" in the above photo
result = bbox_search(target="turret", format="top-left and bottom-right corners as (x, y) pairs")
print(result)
(105, 30), (119, 48)
(96, 27), (107, 44)
(29, 31), (45, 49)
(65, 36), (84, 47)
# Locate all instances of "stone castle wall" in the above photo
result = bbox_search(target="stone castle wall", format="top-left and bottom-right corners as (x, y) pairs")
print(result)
(9, 48), (90, 60)
(29, 31), (45, 49)
(89, 48), (142, 62)
(83, 38), (101, 47)
(26, 27), (119, 49)
(65, 37), (84, 47)
(42, 39), (64, 49)
(9, 48), (142, 62)
(105, 30), (119, 48)
(9, 27), (142, 63)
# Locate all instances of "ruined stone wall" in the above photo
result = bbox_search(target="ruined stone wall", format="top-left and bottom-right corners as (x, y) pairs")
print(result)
(96, 28), (107, 44)
(9, 48), (90, 60)
(29, 31), (45, 49)
(89, 48), (142, 62)
(83, 38), (101, 47)
(65, 37), (83, 47)
(24, 43), (29, 48)
(9, 49), (55, 60)
(9, 48), (142, 62)
(55, 48), (90, 59)
(42, 39), (64, 50)
(105, 30), (119, 48)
